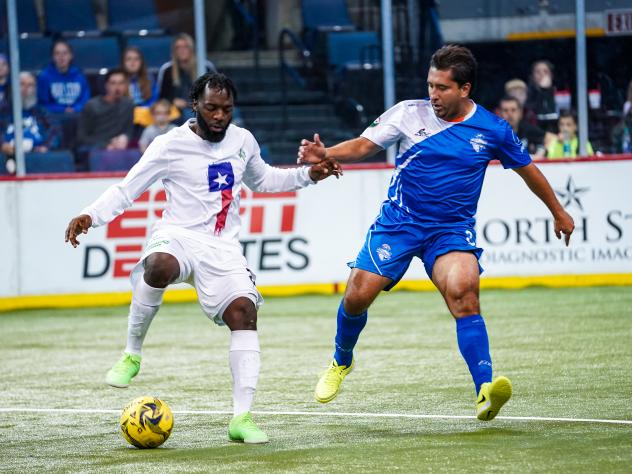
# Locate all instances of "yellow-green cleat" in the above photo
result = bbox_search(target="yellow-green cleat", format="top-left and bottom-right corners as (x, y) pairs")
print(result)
(476, 376), (512, 421)
(105, 353), (141, 388)
(228, 412), (269, 444)
(314, 359), (354, 403)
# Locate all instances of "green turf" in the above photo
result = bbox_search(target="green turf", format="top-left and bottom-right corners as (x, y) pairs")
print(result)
(1, 287), (631, 473)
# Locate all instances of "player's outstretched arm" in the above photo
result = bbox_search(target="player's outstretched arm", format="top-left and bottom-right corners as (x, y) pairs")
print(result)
(513, 162), (575, 245)
(64, 214), (93, 248)
(297, 134), (381, 165)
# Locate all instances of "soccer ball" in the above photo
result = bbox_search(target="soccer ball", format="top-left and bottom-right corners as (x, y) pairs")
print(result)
(119, 396), (174, 448)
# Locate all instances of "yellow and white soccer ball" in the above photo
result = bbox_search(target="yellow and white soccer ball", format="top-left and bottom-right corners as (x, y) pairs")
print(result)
(119, 396), (174, 449)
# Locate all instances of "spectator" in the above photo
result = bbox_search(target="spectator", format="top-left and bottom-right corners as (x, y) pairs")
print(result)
(499, 95), (553, 159)
(504, 78), (537, 125)
(623, 79), (632, 117)
(0, 54), (10, 109)
(157, 33), (216, 119)
(37, 39), (90, 114)
(546, 110), (594, 159)
(122, 46), (155, 108)
(138, 99), (176, 153)
(1, 72), (61, 174)
(612, 110), (632, 154)
(77, 69), (133, 152)
(526, 60), (558, 132)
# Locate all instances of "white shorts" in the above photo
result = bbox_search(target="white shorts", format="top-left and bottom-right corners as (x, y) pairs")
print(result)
(130, 229), (263, 325)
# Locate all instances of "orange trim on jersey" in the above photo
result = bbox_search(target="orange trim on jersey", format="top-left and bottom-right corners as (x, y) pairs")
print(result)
(446, 116), (466, 123)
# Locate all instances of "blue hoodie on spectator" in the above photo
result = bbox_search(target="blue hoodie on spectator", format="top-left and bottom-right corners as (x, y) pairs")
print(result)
(37, 63), (90, 113)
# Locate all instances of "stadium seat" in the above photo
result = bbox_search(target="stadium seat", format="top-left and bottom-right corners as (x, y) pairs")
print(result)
(302, 0), (355, 32)
(107, 0), (164, 35)
(43, 0), (99, 36)
(25, 150), (75, 173)
(326, 31), (381, 70)
(88, 149), (141, 172)
(67, 37), (120, 74)
(0, 154), (8, 175)
(19, 37), (53, 72)
(126, 36), (174, 71)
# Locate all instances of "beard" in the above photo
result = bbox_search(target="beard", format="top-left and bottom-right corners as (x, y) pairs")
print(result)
(196, 110), (230, 143)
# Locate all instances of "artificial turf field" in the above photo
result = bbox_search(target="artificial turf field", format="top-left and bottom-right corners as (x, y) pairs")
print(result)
(1, 287), (631, 473)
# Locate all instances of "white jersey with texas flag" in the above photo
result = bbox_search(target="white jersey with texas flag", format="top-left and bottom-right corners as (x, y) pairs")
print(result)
(81, 119), (315, 247)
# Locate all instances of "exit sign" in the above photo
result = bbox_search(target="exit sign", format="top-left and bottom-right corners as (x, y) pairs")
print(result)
(606, 9), (632, 35)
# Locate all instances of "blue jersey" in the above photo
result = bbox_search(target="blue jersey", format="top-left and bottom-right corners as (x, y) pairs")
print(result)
(361, 100), (532, 224)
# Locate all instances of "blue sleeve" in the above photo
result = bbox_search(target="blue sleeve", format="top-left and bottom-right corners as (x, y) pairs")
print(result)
(494, 121), (532, 169)
(36, 72), (53, 108)
(73, 73), (91, 112)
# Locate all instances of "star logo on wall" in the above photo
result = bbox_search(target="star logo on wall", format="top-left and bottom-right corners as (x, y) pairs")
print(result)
(555, 176), (589, 211)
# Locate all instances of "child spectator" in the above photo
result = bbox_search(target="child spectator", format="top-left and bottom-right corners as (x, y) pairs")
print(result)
(37, 40), (90, 114)
(138, 99), (175, 153)
(157, 33), (216, 119)
(546, 110), (594, 159)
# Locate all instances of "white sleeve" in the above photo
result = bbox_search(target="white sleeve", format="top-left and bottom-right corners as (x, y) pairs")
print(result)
(242, 134), (315, 192)
(80, 138), (169, 227)
(360, 102), (405, 149)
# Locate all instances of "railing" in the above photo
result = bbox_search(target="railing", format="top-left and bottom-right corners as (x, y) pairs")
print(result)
(278, 28), (312, 129)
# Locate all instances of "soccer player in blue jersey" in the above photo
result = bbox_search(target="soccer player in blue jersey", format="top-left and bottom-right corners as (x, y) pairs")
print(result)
(298, 45), (575, 420)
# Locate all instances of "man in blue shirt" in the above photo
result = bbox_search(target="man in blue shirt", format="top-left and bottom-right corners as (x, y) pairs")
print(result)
(298, 45), (575, 421)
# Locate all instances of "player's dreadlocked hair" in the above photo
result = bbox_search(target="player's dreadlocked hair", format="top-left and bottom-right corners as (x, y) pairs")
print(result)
(430, 44), (477, 95)
(189, 72), (238, 103)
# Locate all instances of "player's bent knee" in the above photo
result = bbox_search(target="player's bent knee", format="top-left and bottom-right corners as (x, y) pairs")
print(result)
(143, 253), (180, 288)
(222, 297), (257, 330)
(343, 293), (371, 316)
(447, 289), (480, 317)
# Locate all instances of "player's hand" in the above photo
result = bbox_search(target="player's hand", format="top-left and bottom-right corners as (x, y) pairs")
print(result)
(554, 209), (574, 246)
(308, 157), (343, 181)
(65, 214), (92, 248)
(298, 133), (327, 165)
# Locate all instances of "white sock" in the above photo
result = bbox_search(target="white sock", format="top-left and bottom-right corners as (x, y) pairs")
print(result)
(124, 277), (165, 356)
(229, 330), (261, 416)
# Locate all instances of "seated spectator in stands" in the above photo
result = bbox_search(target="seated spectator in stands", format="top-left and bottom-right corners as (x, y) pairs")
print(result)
(499, 95), (554, 159)
(623, 79), (632, 117)
(77, 69), (133, 152)
(0, 54), (10, 109)
(138, 99), (176, 153)
(1, 72), (60, 174)
(157, 33), (216, 119)
(526, 60), (558, 132)
(612, 109), (632, 154)
(504, 78), (536, 124)
(546, 110), (594, 159)
(37, 40), (90, 114)
(122, 46), (155, 108)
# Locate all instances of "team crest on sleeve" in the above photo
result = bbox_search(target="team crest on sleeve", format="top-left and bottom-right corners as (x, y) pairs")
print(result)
(469, 133), (488, 152)
(208, 162), (235, 235)
(369, 117), (381, 127)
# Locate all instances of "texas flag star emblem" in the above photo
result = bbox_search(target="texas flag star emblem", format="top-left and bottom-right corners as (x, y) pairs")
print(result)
(208, 162), (235, 235)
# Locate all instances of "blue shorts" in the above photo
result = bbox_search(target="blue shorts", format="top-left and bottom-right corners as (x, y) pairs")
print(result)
(349, 201), (484, 290)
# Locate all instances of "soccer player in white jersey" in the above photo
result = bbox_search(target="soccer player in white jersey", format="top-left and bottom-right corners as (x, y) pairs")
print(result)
(298, 45), (575, 421)
(65, 73), (339, 444)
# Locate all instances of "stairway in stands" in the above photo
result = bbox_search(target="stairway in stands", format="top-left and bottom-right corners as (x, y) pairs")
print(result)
(220, 64), (358, 165)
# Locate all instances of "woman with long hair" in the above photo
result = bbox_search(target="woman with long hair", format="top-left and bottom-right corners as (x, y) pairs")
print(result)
(121, 46), (155, 107)
(157, 33), (216, 117)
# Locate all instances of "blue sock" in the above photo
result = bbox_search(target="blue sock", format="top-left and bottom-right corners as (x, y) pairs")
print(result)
(456, 314), (492, 395)
(333, 300), (367, 367)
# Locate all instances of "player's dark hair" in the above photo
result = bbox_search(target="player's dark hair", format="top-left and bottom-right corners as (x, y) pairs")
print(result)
(430, 44), (477, 94)
(559, 109), (577, 123)
(499, 95), (522, 109)
(104, 68), (128, 83)
(190, 72), (237, 103)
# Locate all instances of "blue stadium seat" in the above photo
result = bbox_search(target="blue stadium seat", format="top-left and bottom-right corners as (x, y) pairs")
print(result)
(326, 31), (380, 70)
(89, 149), (141, 171)
(67, 37), (120, 73)
(19, 37), (53, 71)
(0, 154), (8, 175)
(107, 0), (163, 35)
(126, 36), (173, 70)
(302, 0), (354, 31)
(43, 0), (99, 36)
(25, 150), (75, 173)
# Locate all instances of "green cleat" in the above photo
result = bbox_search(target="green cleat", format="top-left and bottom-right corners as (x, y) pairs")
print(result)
(314, 359), (354, 403)
(105, 353), (141, 388)
(228, 412), (269, 444)
(476, 376), (512, 421)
